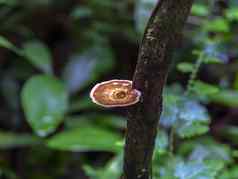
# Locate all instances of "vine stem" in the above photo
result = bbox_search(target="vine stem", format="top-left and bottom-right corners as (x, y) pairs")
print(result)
(185, 52), (205, 95)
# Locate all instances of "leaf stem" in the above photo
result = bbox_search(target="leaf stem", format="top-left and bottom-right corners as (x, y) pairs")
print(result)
(185, 52), (205, 95)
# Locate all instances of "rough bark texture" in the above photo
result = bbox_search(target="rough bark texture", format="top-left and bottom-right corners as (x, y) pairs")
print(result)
(123, 0), (194, 179)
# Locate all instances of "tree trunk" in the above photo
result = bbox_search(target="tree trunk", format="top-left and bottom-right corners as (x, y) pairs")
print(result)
(123, 0), (194, 179)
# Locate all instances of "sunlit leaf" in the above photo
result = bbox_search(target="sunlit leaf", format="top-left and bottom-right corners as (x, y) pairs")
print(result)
(204, 18), (229, 33)
(177, 62), (194, 73)
(191, 4), (209, 16)
(226, 7), (238, 21)
(21, 75), (68, 137)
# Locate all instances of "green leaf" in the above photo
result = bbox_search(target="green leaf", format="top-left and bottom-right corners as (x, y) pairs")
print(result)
(175, 160), (224, 179)
(177, 62), (195, 73)
(177, 122), (209, 138)
(0, 131), (41, 149)
(71, 7), (92, 19)
(209, 89), (238, 107)
(192, 81), (219, 97)
(203, 44), (228, 64)
(65, 114), (126, 130)
(0, 0), (18, 6)
(178, 137), (232, 163)
(0, 36), (21, 54)
(22, 40), (52, 73)
(159, 93), (180, 128)
(219, 126), (238, 145)
(177, 99), (210, 138)
(218, 166), (238, 179)
(226, 8), (238, 21)
(84, 153), (123, 179)
(155, 130), (169, 155)
(234, 73), (238, 90)
(21, 75), (68, 137)
(153, 155), (182, 179)
(204, 18), (229, 33)
(47, 126), (122, 152)
(101, 154), (123, 179)
(191, 4), (209, 16)
(160, 93), (210, 138)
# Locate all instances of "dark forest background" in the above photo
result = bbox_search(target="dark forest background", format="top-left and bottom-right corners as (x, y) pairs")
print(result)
(0, 0), (238, 178)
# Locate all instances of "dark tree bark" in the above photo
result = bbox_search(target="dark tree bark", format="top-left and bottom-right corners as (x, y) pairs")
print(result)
(123, 0), (194, 179)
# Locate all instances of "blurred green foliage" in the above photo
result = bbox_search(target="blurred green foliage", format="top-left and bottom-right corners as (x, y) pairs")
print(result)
(0, 0), (238, 179)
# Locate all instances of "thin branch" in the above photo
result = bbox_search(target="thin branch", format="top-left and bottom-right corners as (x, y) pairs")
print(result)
(123, 0), (194, 179)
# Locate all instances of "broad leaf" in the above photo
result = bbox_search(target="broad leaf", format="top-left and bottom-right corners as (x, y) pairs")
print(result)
(47, 126), (122, 152)
(65, 114), (126, 130)
(21, 75), (68, 137)
(191, 4), (209, 16)
(204, 18), (229, 33)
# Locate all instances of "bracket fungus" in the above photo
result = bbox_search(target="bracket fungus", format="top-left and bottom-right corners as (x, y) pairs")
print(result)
(90, 80), (141, 107)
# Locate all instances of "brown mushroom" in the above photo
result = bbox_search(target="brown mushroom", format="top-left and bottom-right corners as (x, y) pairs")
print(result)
(90, 79), (141, 107)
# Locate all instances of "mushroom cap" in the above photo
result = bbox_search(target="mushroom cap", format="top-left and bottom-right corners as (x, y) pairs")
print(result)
(90, 80), (141, 107)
